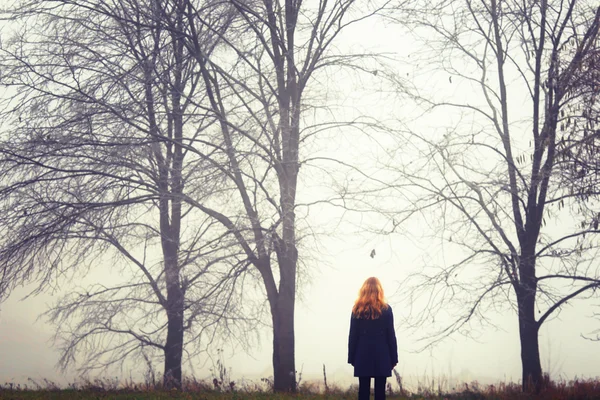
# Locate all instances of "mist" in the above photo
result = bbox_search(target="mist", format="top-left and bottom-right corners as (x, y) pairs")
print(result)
(1, 0), (600, 393)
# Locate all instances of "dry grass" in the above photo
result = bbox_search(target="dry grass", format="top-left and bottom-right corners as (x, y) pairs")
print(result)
(2, 374), (600, 399)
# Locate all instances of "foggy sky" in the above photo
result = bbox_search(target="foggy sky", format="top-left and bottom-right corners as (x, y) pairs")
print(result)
(1, 0), (600, 391)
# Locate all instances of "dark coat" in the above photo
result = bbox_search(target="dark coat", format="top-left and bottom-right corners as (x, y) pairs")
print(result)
(347, 305), (398, 377)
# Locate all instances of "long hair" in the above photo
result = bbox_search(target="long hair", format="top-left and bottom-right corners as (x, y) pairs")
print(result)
(352, 277), (388, 319)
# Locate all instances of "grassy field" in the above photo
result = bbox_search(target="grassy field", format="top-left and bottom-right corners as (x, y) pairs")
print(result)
(0, 392), (501, 400)
(2, 376), (600, 399)
(1, 391), (376, 400)
(1, 389), (600, 400)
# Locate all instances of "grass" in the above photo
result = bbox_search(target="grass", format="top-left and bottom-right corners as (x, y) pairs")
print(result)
(1, 391), (377, 400)
(2, 375), (600, 399)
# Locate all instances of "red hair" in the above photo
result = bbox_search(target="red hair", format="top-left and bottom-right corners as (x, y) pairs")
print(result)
(352, 277), (388, 319)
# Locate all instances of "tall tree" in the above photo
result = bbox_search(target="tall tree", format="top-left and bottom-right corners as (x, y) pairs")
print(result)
(0, 0), (255, 389)
(1, 0), (388, 391)
(152, 0), (388, 391)
(382, 0), (600, 391)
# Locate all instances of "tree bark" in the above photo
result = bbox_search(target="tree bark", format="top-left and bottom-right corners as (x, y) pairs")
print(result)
(271, 288), (296, 392)
(162, 233), (184, 389)
(271, 197), (298, 392)
(518, 312), (542, 392)
(163, 17), (185, 389)
(517, 248), (542, 392)
(270, 30), (300, 387)
(163, 284), (184, 389)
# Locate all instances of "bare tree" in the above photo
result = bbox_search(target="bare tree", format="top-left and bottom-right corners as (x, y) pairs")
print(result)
(149, 0), (389, 391)
(380, 0), (600, 392)
(1, 0), (390, 392)
(0, 0), (257, 389)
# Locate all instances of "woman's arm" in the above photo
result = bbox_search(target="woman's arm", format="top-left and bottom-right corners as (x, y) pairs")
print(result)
(387, 306), (398, 366)
(348, 314), (358, 365)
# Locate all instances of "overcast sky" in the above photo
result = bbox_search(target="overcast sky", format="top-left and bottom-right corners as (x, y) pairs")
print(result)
(1, 0), (600, 392)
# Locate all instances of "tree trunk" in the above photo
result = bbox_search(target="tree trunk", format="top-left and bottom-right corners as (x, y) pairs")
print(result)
(517, 249), (542, 392)
(163, 17), (185, 389)
(163, 260), (184, 389)
(163, 311), (184, 389)
(270, 92), (299, 391)
(518, 302), (542, 392)
(271, 281), (296, 392)
(272, 196), (297, 392)
(162, 234), (184, 389)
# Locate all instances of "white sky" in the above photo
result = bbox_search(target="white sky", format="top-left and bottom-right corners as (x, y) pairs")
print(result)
(1, 0), (600, 392)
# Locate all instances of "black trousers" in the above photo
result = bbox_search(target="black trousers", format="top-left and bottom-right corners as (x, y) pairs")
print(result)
(358, 376), (386, 400)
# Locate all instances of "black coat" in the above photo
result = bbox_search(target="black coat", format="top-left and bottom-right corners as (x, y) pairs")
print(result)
(347, 305), (398, 377)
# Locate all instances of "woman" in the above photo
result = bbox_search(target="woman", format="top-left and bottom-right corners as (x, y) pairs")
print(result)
(348, 277), (398, 400)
